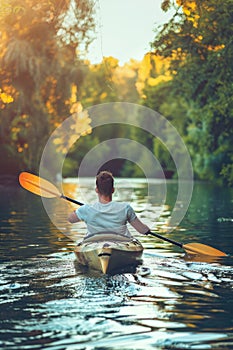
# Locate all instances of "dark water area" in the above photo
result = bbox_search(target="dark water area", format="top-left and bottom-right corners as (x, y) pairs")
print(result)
(0, 179), (233, 349)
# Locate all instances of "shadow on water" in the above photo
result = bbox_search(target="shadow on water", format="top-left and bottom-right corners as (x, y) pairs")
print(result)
(0, 180), (233, 349)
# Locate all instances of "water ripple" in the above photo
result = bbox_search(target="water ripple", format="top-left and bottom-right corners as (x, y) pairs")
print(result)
(1, 182), (233, 349)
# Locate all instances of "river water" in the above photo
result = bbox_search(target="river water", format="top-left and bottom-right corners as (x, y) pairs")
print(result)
(0, 178), (233, 350)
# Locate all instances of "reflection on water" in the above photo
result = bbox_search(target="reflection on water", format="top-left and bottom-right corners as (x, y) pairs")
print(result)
(0, 179), (233, 349)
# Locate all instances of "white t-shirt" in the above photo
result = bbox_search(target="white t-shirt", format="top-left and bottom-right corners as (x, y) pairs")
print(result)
(75, 201), (137, 236)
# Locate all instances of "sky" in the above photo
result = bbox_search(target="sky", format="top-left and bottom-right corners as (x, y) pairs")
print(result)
(85, 0), (174, 65)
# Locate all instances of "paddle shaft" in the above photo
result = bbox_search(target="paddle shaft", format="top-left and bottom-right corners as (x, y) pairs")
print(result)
(148, 231), (182, 248)
(56, 196), (224, 255)
(60, 194), (182, 247)
(61, 194), (84, 206)
(61, 194), (182, 247)
(61, 192), (184, 248)
(19, 172), (227, 256)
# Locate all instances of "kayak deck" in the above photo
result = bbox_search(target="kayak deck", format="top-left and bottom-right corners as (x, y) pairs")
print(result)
(74, 232), (143, 275)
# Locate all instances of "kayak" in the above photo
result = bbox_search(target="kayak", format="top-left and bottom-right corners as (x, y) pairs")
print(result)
(74, 232), (143, 275)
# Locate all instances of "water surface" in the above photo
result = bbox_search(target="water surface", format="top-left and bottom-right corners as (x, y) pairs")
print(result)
(0, 179), (232, 349)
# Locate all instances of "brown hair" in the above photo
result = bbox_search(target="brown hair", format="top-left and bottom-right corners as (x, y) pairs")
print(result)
(96, 171), (114, 196)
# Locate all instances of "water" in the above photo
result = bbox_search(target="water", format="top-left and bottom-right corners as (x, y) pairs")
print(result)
(0, 179), (233, 350)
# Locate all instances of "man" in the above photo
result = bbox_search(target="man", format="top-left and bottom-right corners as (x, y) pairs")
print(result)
(68, 171), (149, 237)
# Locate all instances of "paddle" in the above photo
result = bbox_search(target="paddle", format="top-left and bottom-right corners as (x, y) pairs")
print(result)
(19, 172), (227, 257)
(19, 172), (83, 206)
(147, 231), (227, 256)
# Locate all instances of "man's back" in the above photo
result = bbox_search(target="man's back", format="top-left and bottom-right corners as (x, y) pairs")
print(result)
(76, 201), (136, 236)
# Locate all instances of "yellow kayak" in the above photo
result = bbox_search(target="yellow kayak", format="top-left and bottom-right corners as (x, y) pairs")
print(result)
(74, 232), (143, 275)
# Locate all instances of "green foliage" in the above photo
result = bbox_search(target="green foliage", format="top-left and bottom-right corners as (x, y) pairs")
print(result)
(220, 164), (233, 187)
(148, 0), (233, 185)
(0, 0), (95, 172)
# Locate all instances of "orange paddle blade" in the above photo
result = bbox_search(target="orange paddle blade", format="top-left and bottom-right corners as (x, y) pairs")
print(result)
(183, 243), (227, 257)
(19, 172), (61, 198)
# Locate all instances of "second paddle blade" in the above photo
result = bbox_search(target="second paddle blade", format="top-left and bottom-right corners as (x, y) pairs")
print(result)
(19, 172), (61, 198)
(183, 242), (227, 256)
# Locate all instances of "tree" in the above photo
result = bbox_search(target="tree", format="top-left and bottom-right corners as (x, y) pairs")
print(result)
(0, 0), (95, 173)
(150, 0), (233, 185)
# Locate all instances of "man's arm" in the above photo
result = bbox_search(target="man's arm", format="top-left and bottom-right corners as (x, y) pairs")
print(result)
(130, 217), (150, 234)
(68, 210), (80, 223)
